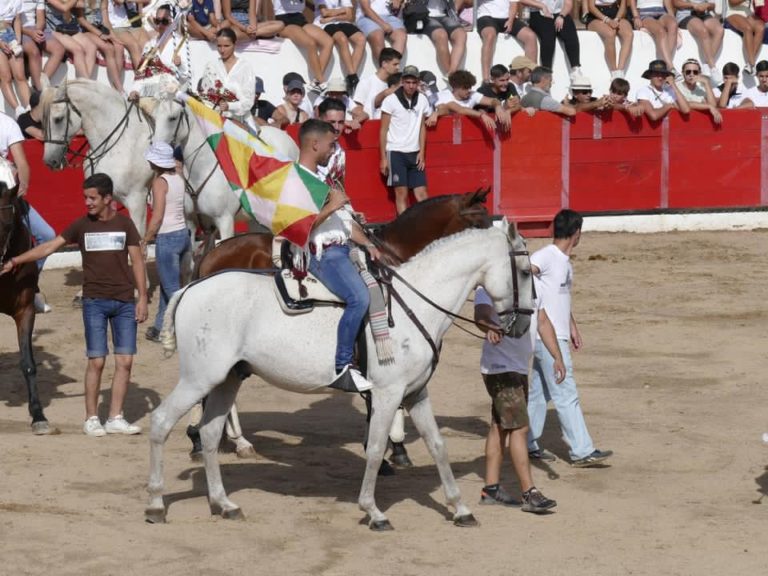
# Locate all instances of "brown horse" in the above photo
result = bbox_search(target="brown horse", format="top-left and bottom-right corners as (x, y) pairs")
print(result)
(185, 190), (493, 463)
(196, 189), (493, 277)
(0, 179), (54, 435)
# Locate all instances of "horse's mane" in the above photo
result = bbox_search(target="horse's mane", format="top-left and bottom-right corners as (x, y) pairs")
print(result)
(378, 194), (460, 236)
(398, 227), (501, 269)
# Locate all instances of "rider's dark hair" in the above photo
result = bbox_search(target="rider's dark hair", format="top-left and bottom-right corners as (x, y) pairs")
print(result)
(216, 27), (237, 43)
(299, 119), (335, 144)
(318, 98), (346, 117)
(378, 48), (401, 67)
(553, 209), (583, 239)
(83, 173), (114, 198)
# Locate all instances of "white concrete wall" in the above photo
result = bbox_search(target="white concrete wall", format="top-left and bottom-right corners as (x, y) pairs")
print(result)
(7, 26), (768, 114)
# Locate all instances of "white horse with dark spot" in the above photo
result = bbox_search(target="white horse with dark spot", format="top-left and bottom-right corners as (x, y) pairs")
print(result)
(146, 224), (534, 529)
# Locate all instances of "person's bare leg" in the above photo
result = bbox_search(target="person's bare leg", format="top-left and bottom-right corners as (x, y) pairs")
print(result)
(109, 354), (134, 418)
(85, 356), (106, 418)
(305, 24), (334, 80)
(22, 39), (43, 90)
(367, 29), (385, 64)
(448, 27), (466, 74)
(394, 185), (409, 214)
(484, 422), (505, 485)
(509, 425), (534, 492)
(350, 32), (366, 74)
(516, 26), (539, 64)
(412, 185), (428, 203)
(389, 28), (406, 56)
(280, 25), (324, 82)
(431, 28), (451, 76)
(617, 21), (633, 71)
(333, 31), (355, 75)
(42, 36), (67, 80)
(480, 26), (497, 82)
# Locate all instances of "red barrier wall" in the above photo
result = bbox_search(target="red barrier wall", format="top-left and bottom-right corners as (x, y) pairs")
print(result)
(22, 109), (768, 240)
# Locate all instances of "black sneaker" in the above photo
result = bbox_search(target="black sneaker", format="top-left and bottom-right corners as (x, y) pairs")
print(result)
(345, 73), (359, 96)
(479, 486), (521, 507)
(521, 487), (557, 514)
(571, 449), (613, 468)
(529, 448), (557, 462)
(145, 326), (161, 343)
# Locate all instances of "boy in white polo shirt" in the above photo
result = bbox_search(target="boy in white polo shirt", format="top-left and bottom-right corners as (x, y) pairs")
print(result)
(379, 65), (431, 214)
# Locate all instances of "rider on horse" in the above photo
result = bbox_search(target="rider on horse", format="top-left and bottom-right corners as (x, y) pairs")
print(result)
(299, 119), (380, 392)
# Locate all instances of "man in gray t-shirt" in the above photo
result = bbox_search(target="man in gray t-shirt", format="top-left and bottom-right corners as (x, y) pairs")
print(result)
(520, 67), (576, 117)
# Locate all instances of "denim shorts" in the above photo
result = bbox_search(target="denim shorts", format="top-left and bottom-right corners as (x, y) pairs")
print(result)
(0, 27), (16, 45)
(82, 298), (137, 358)
(356, 15), (405, 38)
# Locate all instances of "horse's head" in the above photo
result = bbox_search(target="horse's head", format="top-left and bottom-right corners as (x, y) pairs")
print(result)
(41, 79), (82, 170)
(457, 188), (493, 229)
(152, 97), (190, 147)
(482, 218), (534, 339)
(0, 157), (20, 262)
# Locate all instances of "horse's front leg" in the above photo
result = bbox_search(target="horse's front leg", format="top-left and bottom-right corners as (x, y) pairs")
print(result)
(358, 390), (402, 531)
(406, 389), (477, 527)
(15, 304), (49, 434)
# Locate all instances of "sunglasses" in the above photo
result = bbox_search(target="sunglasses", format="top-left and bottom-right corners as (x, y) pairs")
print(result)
(573, 89), (592, 94)
(684, 69), (700, 76)
(156, 18), (171, 25)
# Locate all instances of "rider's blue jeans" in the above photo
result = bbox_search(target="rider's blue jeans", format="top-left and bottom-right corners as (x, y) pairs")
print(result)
(25, 204), (55, 270)
(308, 244), (369, 371)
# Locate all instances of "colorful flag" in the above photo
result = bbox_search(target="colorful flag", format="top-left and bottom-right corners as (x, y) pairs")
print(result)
(179, 93), (329, 246)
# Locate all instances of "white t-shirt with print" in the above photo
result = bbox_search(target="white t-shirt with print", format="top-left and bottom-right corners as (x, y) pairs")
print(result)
(380, 91), (430, 152)
(742, 86), (768, 108)
(314, 0), (353, 27)
(0, 113), (24, 158)
(436, 88), (485, 109)
(475, 287), (532, 375)
(531, 244), (572, 341)
(636, 84), (676, 109)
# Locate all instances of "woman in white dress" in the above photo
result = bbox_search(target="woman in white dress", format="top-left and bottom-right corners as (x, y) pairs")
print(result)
(198, 27), (255, 122)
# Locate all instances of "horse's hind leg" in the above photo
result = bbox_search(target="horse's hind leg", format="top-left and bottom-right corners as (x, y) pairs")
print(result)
(407, 390), (477, 527)
(146, 383), (204, 523)
(225, 403), (256, 459)
(15, 306), (49, 435)
(200, 372), (244, 520)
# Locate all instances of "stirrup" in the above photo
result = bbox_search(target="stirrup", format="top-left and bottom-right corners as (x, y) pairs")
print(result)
(330, 365), (372, 393)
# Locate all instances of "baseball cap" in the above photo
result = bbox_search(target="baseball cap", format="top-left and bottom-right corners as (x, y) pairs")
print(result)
(402, 65), (420, 79)
(419, 70), (438, 94)
(282, 72), (306, 86)
(285, 79), (305, 93)
(509, 56), (537, 71)
(254, 76), (265, 94)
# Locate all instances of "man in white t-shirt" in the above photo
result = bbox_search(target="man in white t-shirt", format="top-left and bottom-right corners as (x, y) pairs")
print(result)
(526, 209), (614, 468)
(434, 69), (511, 133)
(351, 47), (401, 123)
(739, 60), (768, 108)
(474, 286), (562, 512)
(636, 59), (690, 122)
(0, 111), (54, 312)
(379, 65), (431, 214)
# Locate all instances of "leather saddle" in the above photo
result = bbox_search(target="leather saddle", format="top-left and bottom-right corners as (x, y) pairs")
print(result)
(273, 240), (344, 315)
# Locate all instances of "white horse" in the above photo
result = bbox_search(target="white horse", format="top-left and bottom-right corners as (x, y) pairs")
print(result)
(40, 78), (154, 235)
(150, 96), (299, 239)
(146, 224), (535, 529)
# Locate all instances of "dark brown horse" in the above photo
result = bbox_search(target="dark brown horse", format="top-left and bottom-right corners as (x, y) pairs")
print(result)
(195, 189), (493, 278)
(186, 189), (493, 464)
(0, 179), (54, 435)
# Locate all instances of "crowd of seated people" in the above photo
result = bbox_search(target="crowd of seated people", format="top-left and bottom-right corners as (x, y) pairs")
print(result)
(3, 0), (768, 124)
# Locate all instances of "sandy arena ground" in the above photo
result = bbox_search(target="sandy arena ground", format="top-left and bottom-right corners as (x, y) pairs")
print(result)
(1, 230), (767, 576)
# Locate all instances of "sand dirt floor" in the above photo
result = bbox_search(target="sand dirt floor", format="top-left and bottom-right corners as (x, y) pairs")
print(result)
(1, 230), (767, 576)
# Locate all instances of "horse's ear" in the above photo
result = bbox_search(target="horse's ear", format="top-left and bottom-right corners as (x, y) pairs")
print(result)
(40, 73), (50, 91)
(477, 187), (491, 203)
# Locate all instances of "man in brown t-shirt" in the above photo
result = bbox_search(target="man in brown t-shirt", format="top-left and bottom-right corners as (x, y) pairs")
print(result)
(1, 173), (148, 437)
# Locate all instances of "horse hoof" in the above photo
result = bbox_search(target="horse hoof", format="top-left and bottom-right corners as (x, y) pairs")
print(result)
(390, 452), (413, 468)
(369, 519), (394, 532)
(31, 421), (60, 435)
(235, 445), (257, 459)
(221, 507), (245, 521)
(144, 508), (167, 524)
(453, 513), (478, 528)
(378, 459), (396, 477)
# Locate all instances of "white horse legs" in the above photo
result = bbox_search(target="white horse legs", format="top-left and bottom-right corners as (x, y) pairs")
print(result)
(225, 403), (257, 458)
(200, 373), (244, 519)
(358, 392), (403, 530)
(407, 391), (476, 527)
(146, 383), (204, 523)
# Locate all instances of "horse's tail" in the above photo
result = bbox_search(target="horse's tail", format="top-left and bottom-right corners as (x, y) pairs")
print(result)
(159, 288), (186, 356)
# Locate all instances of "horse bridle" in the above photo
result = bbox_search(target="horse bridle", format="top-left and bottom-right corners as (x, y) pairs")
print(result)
(43, 82), (140, 172)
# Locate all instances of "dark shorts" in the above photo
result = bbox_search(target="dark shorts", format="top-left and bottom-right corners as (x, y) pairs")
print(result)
(82, 298), (137, 358)
(422, 14), (464, 37)
(276, 13), (308, 28)
(387, 150), (427, 188)
(638, 7), (667, 19)
(324, 22), (361, 38)
(585, 4), (619, 25)
(483, 372), (529, 430)
(477, 16), (527, 37)
(679, 12), (715, 29)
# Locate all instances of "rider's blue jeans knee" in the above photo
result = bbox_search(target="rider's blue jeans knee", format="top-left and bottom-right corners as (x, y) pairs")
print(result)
(25, 204), (55, 271)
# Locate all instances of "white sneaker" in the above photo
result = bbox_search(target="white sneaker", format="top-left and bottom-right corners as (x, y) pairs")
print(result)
(34, 293), (52, 313)
(610, 70), (625, 79)
(83, 416), (106, 437)
(569, 66), (583, 80)
(14, 105), (25, 118)
(709, 67), (723, 86)
(348, 367), (373, 392)
(104, 415), (141, 435)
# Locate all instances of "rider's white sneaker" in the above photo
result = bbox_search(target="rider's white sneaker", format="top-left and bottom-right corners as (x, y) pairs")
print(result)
(104, 415), (141, 435)
(330, 364), (373, 392)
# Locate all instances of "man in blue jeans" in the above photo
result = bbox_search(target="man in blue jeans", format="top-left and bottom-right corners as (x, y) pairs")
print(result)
(300, 119), (379, 392)
(1, 173), (148, 437)
(526, 209), (613, 468)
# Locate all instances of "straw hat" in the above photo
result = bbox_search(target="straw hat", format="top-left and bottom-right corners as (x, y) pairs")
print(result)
(509, 56), (537, 71)
(570, 75), (593, 90)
